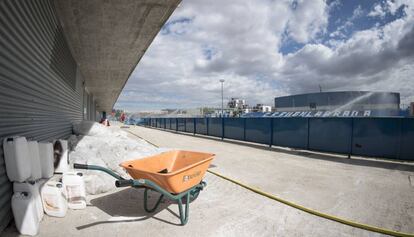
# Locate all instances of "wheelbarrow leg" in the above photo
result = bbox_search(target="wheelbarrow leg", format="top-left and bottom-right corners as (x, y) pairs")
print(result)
(144, 188), (164, 213)
(177, 192), (190, 225)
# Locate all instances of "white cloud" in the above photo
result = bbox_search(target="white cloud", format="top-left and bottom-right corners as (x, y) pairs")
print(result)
(116, 0), (414, 111)
(286, 0), (329, 43)
(368, 4), (387, 18)
(352, 5), (364, 19)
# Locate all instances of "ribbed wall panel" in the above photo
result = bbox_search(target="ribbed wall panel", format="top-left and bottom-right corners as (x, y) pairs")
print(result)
(0, 0), (83, 231)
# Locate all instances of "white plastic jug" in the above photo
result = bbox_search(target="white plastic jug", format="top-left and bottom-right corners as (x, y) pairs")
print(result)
(38, 142), (54, 178)
(3, 137), (31, 182)
(13, 182), (44, 222)
(54, 140), (70, 174)
(62, 172), (86, 209)
(11, 192), (39, 236)
(40, 181), (67, 217)
(28, 141), (42, 181)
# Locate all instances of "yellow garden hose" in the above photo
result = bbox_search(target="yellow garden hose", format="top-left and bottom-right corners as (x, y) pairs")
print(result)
(207, 169), (413, 237)
(126, 128), (414, 237)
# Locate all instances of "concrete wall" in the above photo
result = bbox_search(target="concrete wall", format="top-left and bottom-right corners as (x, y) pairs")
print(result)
(0, 0), (89, 231)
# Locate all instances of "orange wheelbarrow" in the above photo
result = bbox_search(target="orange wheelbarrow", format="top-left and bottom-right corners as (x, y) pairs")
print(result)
(74, 150), (215, 225)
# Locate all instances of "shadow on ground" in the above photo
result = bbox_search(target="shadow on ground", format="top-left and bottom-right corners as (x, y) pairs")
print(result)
(77, 187), (183, 230)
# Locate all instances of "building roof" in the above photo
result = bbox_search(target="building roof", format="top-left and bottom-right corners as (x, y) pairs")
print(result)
(55, 0), (181, 112)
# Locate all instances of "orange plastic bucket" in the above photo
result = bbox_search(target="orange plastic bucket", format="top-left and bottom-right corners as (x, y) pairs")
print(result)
(120, 150), (215, 194)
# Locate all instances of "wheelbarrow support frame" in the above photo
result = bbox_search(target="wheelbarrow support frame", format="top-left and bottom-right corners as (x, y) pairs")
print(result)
(74, 163), (205, 225)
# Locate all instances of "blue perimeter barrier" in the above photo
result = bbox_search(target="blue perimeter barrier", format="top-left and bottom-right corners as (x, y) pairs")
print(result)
(143, 117), (414, 161)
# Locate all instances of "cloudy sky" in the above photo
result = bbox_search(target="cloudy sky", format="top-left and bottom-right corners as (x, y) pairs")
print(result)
(115, 0), (414, 111)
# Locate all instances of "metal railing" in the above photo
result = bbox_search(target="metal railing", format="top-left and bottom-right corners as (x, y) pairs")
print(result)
(142, 117), (414, 161)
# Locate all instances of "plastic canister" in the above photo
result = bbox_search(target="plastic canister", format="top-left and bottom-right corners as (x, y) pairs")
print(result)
(28, 141), (42, 181)
(11, 192), (39, 236)
(38, 142), (54, 178)
(40, 181), (67, 217)
(54, 140), (69, 174)
(13, 182), (44, 222)
(3, 137), (31, 182)
(62, 172), (86, 209)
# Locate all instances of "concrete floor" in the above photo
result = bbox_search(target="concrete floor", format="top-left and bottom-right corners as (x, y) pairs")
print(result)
(4, 125), (414, 236)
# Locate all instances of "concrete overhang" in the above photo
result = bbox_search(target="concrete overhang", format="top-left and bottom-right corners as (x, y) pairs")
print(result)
(54, 0), (181, 112)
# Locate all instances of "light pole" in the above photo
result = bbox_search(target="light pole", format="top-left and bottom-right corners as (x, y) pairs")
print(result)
(219, 79), (225, 117)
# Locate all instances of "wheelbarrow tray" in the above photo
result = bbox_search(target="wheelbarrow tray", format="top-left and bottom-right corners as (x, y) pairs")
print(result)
(120, 150), (215, 194)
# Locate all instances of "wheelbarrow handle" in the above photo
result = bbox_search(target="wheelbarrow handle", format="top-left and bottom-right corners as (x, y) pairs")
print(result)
(115, 179), (134, 187)
(73, 163), (89, 170)
(73, 163), (125, 180)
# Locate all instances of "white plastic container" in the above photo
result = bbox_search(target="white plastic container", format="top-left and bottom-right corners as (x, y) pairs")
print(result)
(54, 140), (69, 174)
(3, 137), (31, 182)
(11, 192), (39, 236)
(13, 182), (44, 222)
(38, 142), (54, 178)
(62, 172), (86, 209)
(40, 181), (67, 217)
(28, 141), (42, 181)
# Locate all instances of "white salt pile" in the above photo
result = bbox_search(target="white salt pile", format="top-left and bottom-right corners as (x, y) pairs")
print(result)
(69, 121), (166, 195)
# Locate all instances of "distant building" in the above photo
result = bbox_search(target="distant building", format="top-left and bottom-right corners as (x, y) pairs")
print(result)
(252, 104), (272, 113)
(228, 98), (248, 110)
(274, 91), (400, 117)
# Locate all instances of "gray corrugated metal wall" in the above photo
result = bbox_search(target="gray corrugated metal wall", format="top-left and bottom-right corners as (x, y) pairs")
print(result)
(0, 0), (84, 231)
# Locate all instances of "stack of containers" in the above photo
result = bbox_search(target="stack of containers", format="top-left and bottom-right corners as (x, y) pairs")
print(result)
(2, 137), (68, 236)
(3, 137), (40, 236)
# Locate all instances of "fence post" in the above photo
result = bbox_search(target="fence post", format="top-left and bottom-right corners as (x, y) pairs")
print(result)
(221, 117), (224, 140)
(206, 117), (209, 136)
(193, 118), (196, 135)
(175, 118), (178, 132)
(243, 118), (246, 141)
(269, 118), (273, 148)
(307, 118), (310, 150)
(348, 118), (354, 159)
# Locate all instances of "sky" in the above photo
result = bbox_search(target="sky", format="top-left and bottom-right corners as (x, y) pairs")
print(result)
(115, 0), (414, 111)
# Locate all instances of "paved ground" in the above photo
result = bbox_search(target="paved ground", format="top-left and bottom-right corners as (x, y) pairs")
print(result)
(4, 125), (414, 236)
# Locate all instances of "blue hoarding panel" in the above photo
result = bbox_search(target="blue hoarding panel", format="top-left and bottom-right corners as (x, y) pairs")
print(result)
(177, 118), (185, 132)
(156, 118), (161, 128)
(352, 118), (400, 159)
(166, 118), (171, 130)
(399, 118), (414, 160)
(161, 118), (166, 129)
(245, 118), (271, 144)
(195, 118), (208, 135)
(224, 118), (244, 140)
(273, 118), (308, 149)
(208, 118), (222, 137)
(171, 118), (177, 130)
(309, 118), (352, 154)
(185, 118), (195, 133)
